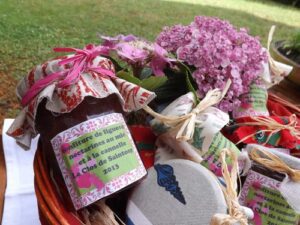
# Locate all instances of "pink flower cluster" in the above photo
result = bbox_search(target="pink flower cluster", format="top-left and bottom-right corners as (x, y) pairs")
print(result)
(156, 16), (267, 112)
(101, 34), (171, 76)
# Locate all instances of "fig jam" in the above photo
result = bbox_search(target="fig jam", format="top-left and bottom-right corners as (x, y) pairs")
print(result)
(36, 94), (147, 210)
(36, 95), (123, 179)
(240, 162), (300, 225)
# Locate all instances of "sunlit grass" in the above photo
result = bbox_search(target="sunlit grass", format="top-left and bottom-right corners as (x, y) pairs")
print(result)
(0, 0), (299, 79)
(163, 0), (300, 27)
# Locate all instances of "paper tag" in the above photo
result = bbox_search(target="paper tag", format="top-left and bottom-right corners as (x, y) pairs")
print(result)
(239, 170), (300, 225)
(233, 83), (269, 118)
(51, 113), (146, 210)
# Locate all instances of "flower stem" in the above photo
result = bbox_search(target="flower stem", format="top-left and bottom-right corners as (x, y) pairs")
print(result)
(131, 64), (143, 78)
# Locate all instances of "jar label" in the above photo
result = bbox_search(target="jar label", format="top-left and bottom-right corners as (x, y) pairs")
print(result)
(239, 170), (300, 225)
(51, 113), (147, 210)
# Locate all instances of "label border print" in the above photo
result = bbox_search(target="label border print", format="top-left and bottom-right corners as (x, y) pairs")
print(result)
(51, 113), (147, 210)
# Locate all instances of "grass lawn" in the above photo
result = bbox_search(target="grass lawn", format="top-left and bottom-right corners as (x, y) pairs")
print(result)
(0, 0), (299, 125)
(0, 0), (299, 79)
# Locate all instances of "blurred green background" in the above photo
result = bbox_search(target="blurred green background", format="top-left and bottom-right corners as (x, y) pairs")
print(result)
(0, 0), (299, 79)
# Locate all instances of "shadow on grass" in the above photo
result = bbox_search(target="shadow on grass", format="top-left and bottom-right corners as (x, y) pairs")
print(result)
(246, 0), (300, 8)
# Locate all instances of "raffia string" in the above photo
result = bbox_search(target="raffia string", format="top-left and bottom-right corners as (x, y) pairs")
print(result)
(269, 93), (300, 116)
(143, 80), (231, 141)
(267, 25), (287, 80)
(210, 148), (248, 225)
(236, 114), (300, 145)
(250, 148), (300, 182)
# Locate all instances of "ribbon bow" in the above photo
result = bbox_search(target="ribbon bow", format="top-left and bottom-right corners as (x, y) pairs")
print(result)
(250, 148), (300, 182)
(143, 80), (231, 141)
(210, 148), (248, 225)
(21, 44), (114, 106)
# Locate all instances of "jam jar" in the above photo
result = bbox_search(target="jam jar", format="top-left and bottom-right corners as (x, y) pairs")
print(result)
(240, 160), (300, 225)
(36, 94), (147, 210)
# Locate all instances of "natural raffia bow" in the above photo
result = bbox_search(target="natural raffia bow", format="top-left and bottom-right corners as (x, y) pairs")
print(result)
(250, 148), (300, 182)
(143, 80), (231, 141)
(21, 44), (114, 106)
(210, 148), (248, 225)
(236, 114), (300, 145)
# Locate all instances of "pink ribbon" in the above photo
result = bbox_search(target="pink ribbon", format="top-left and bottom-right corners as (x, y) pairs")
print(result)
(21, 44), (115, 106)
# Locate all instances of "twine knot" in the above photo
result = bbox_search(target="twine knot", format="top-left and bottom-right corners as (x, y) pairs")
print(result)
(144, 80), (231, 141)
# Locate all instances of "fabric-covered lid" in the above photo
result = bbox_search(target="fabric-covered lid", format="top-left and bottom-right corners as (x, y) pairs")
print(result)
(126, 159), (227, 225)
(7, 47), (155, 149)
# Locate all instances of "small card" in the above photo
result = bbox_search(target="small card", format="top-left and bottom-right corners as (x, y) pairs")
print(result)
(51, 113), (146, 210)
(239, 169), (300, 225)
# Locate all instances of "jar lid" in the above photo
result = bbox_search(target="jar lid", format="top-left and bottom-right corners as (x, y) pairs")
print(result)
(126, 159), (227, 225)
(7, 48), (155, 149)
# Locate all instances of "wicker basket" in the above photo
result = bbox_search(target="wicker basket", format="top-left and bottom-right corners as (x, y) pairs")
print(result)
(0, 137), (6, 225)
(33, 80), (300, 224)
(34, 146), (85, 225)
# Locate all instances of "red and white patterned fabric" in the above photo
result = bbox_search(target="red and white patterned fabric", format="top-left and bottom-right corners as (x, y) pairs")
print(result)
(7, 55), (155, 149)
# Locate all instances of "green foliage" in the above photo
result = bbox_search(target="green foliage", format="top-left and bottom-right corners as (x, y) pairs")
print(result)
(116, 71), (167, 91)
(154, 69), (189, 103)
(177, 61), (199, 103)
(283, 30), (300, 52)
(140, 76), (168, 91)
(117, 71), (141, 85)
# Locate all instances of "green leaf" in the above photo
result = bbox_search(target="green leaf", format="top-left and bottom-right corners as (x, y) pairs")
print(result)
(117, 71), (141, 85)
(154, 71), (187, 103)
(140, 67), (153, 79)
(176, 61), (199, 103)
(117, 70), (168, 92)
(107, 56), (125, 72)
(140, 76), (168, 91)
(185, 71), (199, 104)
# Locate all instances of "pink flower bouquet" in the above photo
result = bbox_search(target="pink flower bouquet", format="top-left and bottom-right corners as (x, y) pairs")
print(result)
(156, 16), (268, 113)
